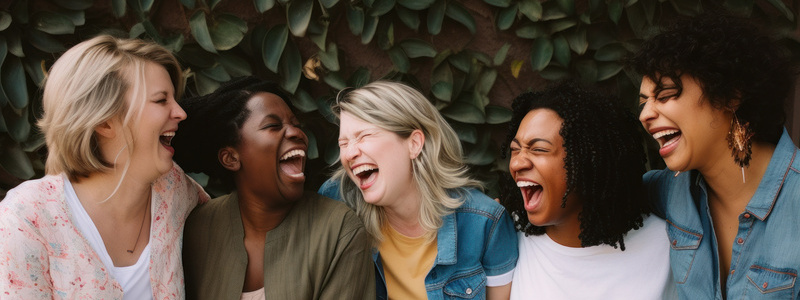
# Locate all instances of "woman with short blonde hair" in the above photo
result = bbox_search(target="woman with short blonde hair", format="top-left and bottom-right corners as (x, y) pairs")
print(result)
(0, 35), (207, 299)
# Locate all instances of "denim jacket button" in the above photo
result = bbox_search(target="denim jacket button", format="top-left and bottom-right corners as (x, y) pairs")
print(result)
(731, 269), (735, 275)
(671, 239), (677, 246)
(763, 282), (768, 289)
(466, 288), (472, 295)
(743, 213), (751, 219)
(737, 238), (744, 244)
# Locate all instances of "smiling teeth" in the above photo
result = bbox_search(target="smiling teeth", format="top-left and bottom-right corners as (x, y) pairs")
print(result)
(353, 165), (377, 176)
(280, 149), (305, 161)
(652, 129), (679, 139)
(516, 181), (539, 187)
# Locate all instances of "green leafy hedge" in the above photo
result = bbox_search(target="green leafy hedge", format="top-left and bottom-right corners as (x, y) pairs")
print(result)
(0, 0), (796, 197)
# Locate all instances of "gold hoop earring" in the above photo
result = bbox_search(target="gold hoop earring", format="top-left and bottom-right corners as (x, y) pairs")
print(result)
(727, 113), (753, 182)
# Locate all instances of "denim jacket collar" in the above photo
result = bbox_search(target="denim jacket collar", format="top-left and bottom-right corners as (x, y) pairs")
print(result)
(435, 212), (458, 265)
(693, 129), (797, 221)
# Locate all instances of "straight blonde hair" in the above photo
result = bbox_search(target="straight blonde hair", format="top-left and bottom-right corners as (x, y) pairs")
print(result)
(332, 81), (480, 242)
(38, 35), (183, 182)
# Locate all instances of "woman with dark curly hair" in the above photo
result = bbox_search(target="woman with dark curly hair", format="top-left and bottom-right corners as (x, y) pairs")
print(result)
(501, 81), (675, 299)
(628, 13), (800, 298)
(172, 76), (374, 299)
(629, 15), (800, 299)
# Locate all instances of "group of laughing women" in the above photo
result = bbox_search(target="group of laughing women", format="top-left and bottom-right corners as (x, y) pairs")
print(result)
(0, 12), (797, 300)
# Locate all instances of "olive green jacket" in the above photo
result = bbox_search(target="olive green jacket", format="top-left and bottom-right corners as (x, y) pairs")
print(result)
(182, 191), (375, 300)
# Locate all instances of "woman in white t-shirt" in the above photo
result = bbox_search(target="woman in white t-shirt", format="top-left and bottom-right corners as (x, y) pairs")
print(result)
(501, 81), (676, 299)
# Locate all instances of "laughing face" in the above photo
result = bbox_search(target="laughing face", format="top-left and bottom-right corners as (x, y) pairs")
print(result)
(509, 109), (581, 229)
(338, 111), (419, 209)
(639, 75), (732, 172)
(231, 92), (308, 203)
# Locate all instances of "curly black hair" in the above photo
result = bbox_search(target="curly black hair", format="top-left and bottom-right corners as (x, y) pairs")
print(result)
(626, 13), (795, 145)
(499, 81), (649, 250)
(172, 76), (292, 189)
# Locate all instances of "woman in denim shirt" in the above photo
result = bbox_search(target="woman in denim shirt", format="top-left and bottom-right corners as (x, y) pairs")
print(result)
(319, 81), (518, 299)
(628, 14), (800, 299)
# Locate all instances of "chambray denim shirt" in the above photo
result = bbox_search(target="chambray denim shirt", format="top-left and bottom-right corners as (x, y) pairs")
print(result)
(644, 129), (800, 299)
(319, 181), (518, 300)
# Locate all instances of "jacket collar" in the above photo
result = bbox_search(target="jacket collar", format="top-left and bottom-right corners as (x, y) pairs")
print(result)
(435, 212), (458, 265)
(744, 129), (797, 220)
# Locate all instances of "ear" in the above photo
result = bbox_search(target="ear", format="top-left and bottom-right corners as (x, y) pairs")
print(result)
(218, 147), (241, 172)
(94, 119), (117, 139)
(407, 129), (425, 160)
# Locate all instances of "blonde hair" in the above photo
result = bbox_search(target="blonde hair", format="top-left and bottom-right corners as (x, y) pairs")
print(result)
(38, 35), (183, 182)
(332, 81), (480, 242)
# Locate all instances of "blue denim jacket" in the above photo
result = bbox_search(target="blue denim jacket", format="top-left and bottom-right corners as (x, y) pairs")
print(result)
(319, 181), (518, 300)
(644, 129), (800, 299)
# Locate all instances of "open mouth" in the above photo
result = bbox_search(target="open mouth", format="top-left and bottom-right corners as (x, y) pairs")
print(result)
(517, 181), (542, 212)
(279, 149), (305, 178)
(160, 132), (175, 147)
(652, 129), (681, 149)
(352, 164), (378, 189)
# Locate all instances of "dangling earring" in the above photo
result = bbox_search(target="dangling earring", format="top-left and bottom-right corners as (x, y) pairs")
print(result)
(727, 113), (753, 183)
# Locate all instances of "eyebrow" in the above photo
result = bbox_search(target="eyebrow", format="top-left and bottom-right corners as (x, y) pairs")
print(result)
(512, 137), (553, 146)
(149, 91), (168, 98)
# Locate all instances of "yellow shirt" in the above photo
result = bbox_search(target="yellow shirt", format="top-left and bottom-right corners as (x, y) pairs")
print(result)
(379, 225), (438, 300)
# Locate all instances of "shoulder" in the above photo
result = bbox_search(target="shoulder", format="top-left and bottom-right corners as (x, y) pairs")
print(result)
(2, 175), (65, 222)
(293, 192), (365, 236)
(453, 188), (507, 219)
(186, 193), (234, 225)
(642, 169), (675, 186)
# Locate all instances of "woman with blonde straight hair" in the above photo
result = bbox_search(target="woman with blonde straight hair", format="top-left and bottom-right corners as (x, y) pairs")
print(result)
(0, 35), (208, 299)
(319, 80), (518, 299)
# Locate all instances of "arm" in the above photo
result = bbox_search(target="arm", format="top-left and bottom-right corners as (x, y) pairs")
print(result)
(487, 283), (511, 300)
(320, 213), (376, 300)
(0, 214), (53, 299)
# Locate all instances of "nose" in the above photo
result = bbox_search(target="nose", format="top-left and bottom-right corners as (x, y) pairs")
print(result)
(509, 153), (532, 177)
(285, 123), (307, 141)
(172, 100), (187, 121)
(341, 142), (361, 163)
(638, 100), (656, 125)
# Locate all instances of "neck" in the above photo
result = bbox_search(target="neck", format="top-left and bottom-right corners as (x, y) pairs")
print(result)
(700, 141), (775, 208)
(383, 186), (426, 238)
(71, 171), (152, 221)
(544, 213), (583, 248)
(236, 189), (294, 235)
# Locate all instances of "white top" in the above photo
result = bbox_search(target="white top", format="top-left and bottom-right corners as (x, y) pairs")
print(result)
(64, 179), (154, 300)
(241, 287), (266, 300)
(510, 214), (677, 300)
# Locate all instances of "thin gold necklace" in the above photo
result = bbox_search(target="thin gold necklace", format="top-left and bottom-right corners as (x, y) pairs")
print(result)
(127, 192), (151, 254)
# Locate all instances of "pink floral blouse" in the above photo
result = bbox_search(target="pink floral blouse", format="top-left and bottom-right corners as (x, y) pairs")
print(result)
(0, 163), (209, 299)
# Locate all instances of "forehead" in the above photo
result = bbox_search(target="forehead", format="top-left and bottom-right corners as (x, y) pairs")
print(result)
(338, 111), (381, 136)
(515, 109), (563, 140)
(245, 92), (292, 118)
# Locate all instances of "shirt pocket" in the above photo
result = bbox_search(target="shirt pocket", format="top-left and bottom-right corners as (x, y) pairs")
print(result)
(743, 265), (797, 299)
(666, 220), (702, 284)
(443, 268), (486, 299)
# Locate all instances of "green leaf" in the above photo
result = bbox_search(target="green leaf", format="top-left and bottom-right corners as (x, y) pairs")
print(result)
(552, 34), (570, 66)
(178, 45), (216, 68)
(542, 4), (568, 20)
(0, 142), (34, 179)
(399, 39), (436, 58)
(587, 25), (615, 50)
(564, 27), (588, 55)
(323, 139), (339, 165)
(594, 42), (628, 61)
(0, 39), (6, 108)
(432, 62), (453, 84)
(140, 0), (154, 12)
(293, 89), (318, 113)
(308, 18), (330, 49)
(451, 122), (477, 144)
(279, 41), (302, 93)
(210, 14), (247, 51)
(396, 6), (420, 31)
(218, 53), (252, 77)
(427, 0), (445, 35)
(641, 0), (657, 23)
(3, 56), (28, 110)
(397, 0), (436, 10)
(347, 6), (365, 36)
(190, 11), (217, 53)
(472, 51), (492, 66)
(626, 2), (647, 36)
(0, 11), (12, 31)
(323, 71), (347, 90)
(449, 52), (471, 72)
(254, 0), (275, 12)
(361, 16), (379, 44)
(162, 33), (184, 53)
(608, 0), (623, 24)
(766, 0), (794, 21)
(112, 0), (126, 17)
(388, 46), (410, 73)
(539, 65), (569, 80)
(22, 56), (45, 87)
(485, 105), (511, 124)
(304, 129), (319, 159)
(464, 132), (494, 165)
(445, 1), (476, 34)
(208, 0), (223, 10)
(493, 43), (511, 66)
(11, 0), (29, 24)
(200, 64), (231, 82)
(6, 107), (30, 142)
(60, 9), (85, 27)
(51, 0), (92, 10)
(497, 5), (517, 30)
(287, 0), (313, 37)
(530, 37), (553, 71)
(431, 81), (453, 102)
(597, 62), (623, 81)
(6, 27), (22, 57)
(722, 0), (753, 16)
(194, 72), (220, 96)
(519, 0), (543, 21)
(548, 18), (577, 33)
(181, 0), (196, 9)
(26, 29), (64, 53)
(555, 0), (575, 15)
(318, 42), (340, 71)
(377, 21), (394, 50)
(575, 59), (598, 82)
(262, 24), (288, 73)
(484, 0), (511, 8)
(320, 0), (339, 9)
(441, 101), (485, 124)
(348, 67), (371, 87)
(477, 69), (497, 96)
(32, 11), (75, 35)
(130, 22), (145, 38)
(669, 0), (702, 16)
(370, 0), (396, 16)
(515, 24), (546, 39)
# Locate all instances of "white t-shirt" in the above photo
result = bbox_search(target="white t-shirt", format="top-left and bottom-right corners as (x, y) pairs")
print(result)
(64, 179), (154, 300)
(510, 214), (677, 300)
